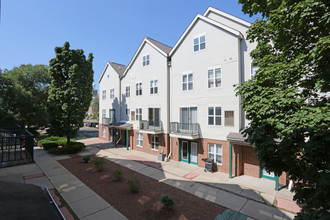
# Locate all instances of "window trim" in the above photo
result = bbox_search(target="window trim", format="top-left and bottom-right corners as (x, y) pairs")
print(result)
(136, 133), (143, 147)
(125, 86), (130, 98)
(136, 108), (142, 121)
(193, 34), (206, 52)
(151, 135), (159, 151)
(102, 90), (106, 100)
(110, 88), (114, 99)
(136, 82), (142, 96)
(224, 110), (234, 127)
(102, 109), (106, 120)
(208, 143), (223, 165)
(208, 66), (222, 89)
(182, 72), (193, 91)
(150, 79), (158, 94)
(143, 54), (150, 66)
(102, 127), (106, 138)
(208, 106), (222, 126)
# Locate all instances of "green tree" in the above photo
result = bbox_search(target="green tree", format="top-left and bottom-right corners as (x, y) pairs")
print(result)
(236, 1), (329, 219)
(0, 65), (50, 127)
(91, 92), (99, 121)
(48, 42), (94, 144)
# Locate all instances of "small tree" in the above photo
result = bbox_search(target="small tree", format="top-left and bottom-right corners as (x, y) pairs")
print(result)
(48, 42), (94, 144)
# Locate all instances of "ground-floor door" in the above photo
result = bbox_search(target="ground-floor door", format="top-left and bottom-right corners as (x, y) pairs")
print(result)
(179, 140), (198, 165)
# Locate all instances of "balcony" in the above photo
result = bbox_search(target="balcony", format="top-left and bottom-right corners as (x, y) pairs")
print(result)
(139, 120), (163, 134)
(170, 122), (200, 140)
(102, 117), (116, 126)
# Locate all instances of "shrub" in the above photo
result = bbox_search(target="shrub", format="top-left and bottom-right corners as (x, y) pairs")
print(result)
(82, 155), (91, 163)
(112, 169), (123, 182)
(45, 136), (61, 141)
(160, 194), (175, 209)
(127, 177), (140, 193)
(63, 142), (85, 154)
(57, 137), (76, 146)
(39, 136), (83, 154)
(93, 157), (106, 171)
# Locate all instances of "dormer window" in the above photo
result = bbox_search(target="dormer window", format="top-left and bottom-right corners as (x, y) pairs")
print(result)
(194, 35), (205, 52)
(143, 55), (150, 66)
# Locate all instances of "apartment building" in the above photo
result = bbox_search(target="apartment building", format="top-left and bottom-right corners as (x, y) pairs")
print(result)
(98, 7), (287, 188)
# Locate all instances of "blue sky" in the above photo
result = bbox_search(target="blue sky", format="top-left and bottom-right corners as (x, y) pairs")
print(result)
(0, 0), (258, 90)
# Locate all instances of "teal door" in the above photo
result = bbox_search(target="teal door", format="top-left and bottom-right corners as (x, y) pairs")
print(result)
(179, 140), (198, 165)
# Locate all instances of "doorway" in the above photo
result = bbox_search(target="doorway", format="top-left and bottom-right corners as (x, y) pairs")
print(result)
(179, 140), (198, 165)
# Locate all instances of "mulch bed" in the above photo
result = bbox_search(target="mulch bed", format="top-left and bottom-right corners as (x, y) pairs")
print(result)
(59, 155), (225, 220)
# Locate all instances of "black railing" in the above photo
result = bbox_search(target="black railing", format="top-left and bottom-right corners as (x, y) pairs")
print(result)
(139, 120), (163, 132)
(102, 117), (116, 125)
(0, 125), (34, 167)
(170, 122), (199, 135)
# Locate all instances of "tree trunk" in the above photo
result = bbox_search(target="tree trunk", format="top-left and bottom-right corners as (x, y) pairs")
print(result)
(67, 135), (71, 145)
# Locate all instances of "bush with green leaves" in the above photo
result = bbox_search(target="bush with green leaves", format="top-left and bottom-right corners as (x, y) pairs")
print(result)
(82, 155), (91, 163)
(38, 136), (84, 154)
(160, 194), (175, 209)
(93, 157), (106, 171)
(127, 177), (140, 193)
(112, 169), (123, 182)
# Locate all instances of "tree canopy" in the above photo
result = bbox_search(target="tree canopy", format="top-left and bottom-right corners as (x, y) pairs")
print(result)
(48, 42), (94, 144)
(237, 0), (329, 219)
(0, 64), (50, 127)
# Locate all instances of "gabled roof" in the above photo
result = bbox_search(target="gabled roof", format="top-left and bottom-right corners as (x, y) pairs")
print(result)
(122, 37), (172, 77)
(169, 14), (243, 56)
(203, 7), (251, 27)
(98, 62), (127, 83)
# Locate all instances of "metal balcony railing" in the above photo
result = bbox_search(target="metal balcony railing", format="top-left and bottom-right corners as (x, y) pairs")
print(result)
(102, 117), (115, 125)
(139, 120), (163, 132)
(170, 122), (200, 135)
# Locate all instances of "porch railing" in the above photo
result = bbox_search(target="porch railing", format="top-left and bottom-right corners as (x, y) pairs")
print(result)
(139, 120), (163, 132)
(0, 125), (34, 167)
(170, 122), (199, 135)
(102, 117), (115, 125)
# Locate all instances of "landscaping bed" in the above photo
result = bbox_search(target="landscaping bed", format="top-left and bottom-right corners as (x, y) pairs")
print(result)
(59, 155), (225, 220)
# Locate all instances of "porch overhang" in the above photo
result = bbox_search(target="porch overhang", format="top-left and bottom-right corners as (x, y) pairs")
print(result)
(139, 129), (163, 135)
(226, 132), (252, 146)
(169, 133), (200, 140)
(108, 122), (133, 130)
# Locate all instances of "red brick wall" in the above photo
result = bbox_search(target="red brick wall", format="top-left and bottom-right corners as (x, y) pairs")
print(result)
(98, 124), (109, 141)
(279, 172), (288, 185)
(130, 130), (170, 156)
(241, 145), (260, 178)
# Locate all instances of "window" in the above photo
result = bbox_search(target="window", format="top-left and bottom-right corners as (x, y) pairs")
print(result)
(110, 89), (114, 99)
(126, 108), (130, 116)
(131, 111), (135, 121)
(148, 108), (160, 126)
(136, 108), (142, 121)
(102, 128), (106, 138)
(136, 82), (142, 96)
(102, 109), (106, 119)
(251, 66), (259, 79)
(194, 35), (206, 52)
(150, 80), (158, 94)
(208, 144), (222, 164)
(102, 90), (106, 100)
(109, 109), (115, 122)
(136, 133), (143, 147)
(143, 55), (150, 66)
(182, 73), (193, 91)
(208, 107), (221, 126)
(126, 86), (130, 97)
(225, 111), (234, 126)
(208, 67), (221, 88)
(151, 136), (159, 150)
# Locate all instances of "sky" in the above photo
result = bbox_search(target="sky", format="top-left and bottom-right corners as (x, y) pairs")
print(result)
(0, 0), (259, 90)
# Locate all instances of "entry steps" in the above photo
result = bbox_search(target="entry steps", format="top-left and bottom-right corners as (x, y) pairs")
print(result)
(214, 209), (247, 220)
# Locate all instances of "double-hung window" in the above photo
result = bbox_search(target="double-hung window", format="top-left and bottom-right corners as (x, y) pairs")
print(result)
(151, 136), (159, 150)
(208, 67), (221, 88)
(143, 55), (150, 66)
(148, 108), (160, 127)
(208, 143), (222, 164)
(110, 89), (114, 99)
(136, 83), (142, 96)
(150, 80), (158, 94)
(126, 86), (130, 97)
(251, 66), (259, 79)
(102, 128), (106, 138)
(102, 90), (106, 100)
(224, 111), (234, 127)
(136, 108), (142, 121)
(194, 35), (206, 52)
(182, 73), (193, 91)
(102, 109), (106, 120)
(136, 133), (143, 147)
(208, 106), (221, 126)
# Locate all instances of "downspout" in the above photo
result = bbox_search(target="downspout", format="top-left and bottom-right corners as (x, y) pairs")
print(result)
(167, 57), (172, 160)
(168, 137), (172, 159)
(126, 130), (129, 150)
(229, 143), (232, 178)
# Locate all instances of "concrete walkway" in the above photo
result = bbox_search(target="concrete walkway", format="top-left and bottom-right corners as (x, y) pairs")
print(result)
(79, 138), (298, 220)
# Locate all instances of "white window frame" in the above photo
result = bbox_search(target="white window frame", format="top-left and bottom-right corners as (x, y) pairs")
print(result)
(102, 127), (106, 138)
(126, 86), (130, 97)
(143, 55), (150, 66)
(251, 66), (259, 79)
(208, 106), (222, 126)
(110, 89), (114, 99)
(182, 72), (193, 91)
(193, 34), (206, 52)
(208, 143), (222, 164)
(208, 66), (222, 88)
(150, 80), (158, 94)
(136, 82), (142, 96)
(136, 108), (142, 121)
(224, 110), (234, 127)
(136, 133), (143, 147)
(151, 136), (159, 151)
(102, 90), (106, 100)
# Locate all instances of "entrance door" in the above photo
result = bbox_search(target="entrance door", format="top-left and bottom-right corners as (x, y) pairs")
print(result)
(180, 140), (198, 165)
(180, 107), (197, 130)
